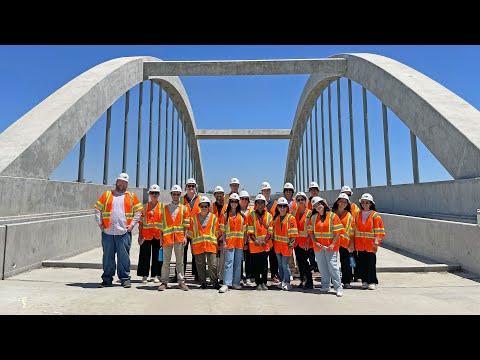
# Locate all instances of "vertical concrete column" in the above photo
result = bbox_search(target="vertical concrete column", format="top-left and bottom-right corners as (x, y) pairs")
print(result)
(300, 138), (304, 191)
(328, 84), (334, 189)
(314, 102), (320, 186)
(164, 90), (169, 190)
(321, 93), (327, 191)
(305, 115), (310, 185)
(410, 131), (419, 183)
(309, 110), (314, 185)
(348, 80), (356, 189)
(147, 81), (154, 188)
(78, 134), (86, 183)
(122, 90), (130, 173)
(170, 98), (175, 189)
(180, 113), (184, 187)
(103, 106), (112, 185)
(175, 109), (180, 185)
(136, 82), (143, 188)
(157, 86), (163, 187)
(184, 125), (189, 183)
(362, 87), (371, 187)
(382, 104), (392, 186)
(337, 79), (344, 187)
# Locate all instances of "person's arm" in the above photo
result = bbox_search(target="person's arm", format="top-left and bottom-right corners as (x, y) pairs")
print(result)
(128, 210), (142, 232)
(138, 223), (144, 245)
(94, 209), (105, 231)
(328, 234), (340, 251)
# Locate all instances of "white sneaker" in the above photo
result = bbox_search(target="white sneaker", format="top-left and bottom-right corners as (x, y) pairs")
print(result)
(368, 283), (376, 290)
(336, 290), (343, 297)
(246, 278), (253, 285)
(362, 282), (369, 289)
(282, 283), (291, 291)
(277, 282), (284, 289)
(219, 285), (229, 293)
(290, 275), (294, 281)
(153, 277), (160, 283)
(142, 276), (148, 284)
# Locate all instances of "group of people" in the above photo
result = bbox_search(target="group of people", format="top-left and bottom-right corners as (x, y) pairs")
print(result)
(93, 173), (386, 297)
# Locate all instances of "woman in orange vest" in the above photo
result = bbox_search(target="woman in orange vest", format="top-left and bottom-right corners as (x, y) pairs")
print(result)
(307, 196), (345, 297)
(187, 196), (222, 290)
(137, 184), (163, 284)
(354, 193), (386, 290)
(272, 197), (298, 291)
(340, 185), (360, 282)
(332, 193), (356, 289)
(292, 191), (313, 289)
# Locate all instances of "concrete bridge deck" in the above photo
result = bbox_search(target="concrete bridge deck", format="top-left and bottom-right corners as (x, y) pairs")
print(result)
(0, 244), (479, 315)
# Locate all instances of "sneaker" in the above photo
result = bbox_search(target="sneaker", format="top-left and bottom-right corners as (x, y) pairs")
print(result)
(178, 283), (189, 291)
(297, 282), (304, 288)
(213, 282), (222, 290)
(368, 283), (376, 290)
(282, 283), (291, 291)
(153, 277), (160, 283)
(344, 283), (352, 289)
(122, 280), (131, 288)
(362, 282), (369, 289)
(272, 275), (280, 283)
(256, 284), (263, 291)
(290, 275), (294, 282)
(200, 282), (208, 289)
(157, 283), (167, 291)
(261, 283), (269, 291)
(219, 285), (229, 293)
(142, 276), (148, 284)
(336, 290), (343, 297)
(232, 284), (242, 290)
(99, 281), (112, 288)
(246, 278), (253, 285)
(304, 283), (314, 290)
(277, 282), (284, 289)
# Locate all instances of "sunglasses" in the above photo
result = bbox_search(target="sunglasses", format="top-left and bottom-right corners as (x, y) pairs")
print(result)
(240, 198), (249, 201)
(360, 200), (371, 204)
(296, 198), (306, 202)
(278, 204), (288, 208)
(150, 192), (160, 195)
(199, 205), (209, 209)
(187, 185), (196, 188)
(284, 189), (293, 192)
(230, 200), (239, 204)
(171, 193), (181, 196)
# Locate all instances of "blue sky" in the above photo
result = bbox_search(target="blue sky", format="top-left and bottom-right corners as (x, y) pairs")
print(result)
(1, 45), (479, 196)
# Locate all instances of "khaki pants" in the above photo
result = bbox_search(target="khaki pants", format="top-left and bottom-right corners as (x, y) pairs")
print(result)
(217, 244), (227, 281)
(195, 252), (218, 284)
(160, 242), (185, 284)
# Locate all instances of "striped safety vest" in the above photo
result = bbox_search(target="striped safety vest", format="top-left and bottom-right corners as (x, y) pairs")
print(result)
(354, 211), (385, 252)
(160, 203), (190, 246)
(273, 213), (298, 256)
(308, 211), (345, 252)
(188, 213), (220, 255)
(292, 208), (312, 248)
(247, 211), (273, 254)
(139, 201), (162, 240)
(94, 190), (143, 229)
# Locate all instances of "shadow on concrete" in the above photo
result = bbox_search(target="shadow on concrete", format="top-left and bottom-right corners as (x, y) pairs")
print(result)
(65, 282), (117, 289)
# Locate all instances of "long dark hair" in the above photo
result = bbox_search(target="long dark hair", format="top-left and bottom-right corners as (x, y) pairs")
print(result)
(360, 201), (377, 212)
(311, 200), (330, 222)
(224, 201), (244, 222)
(333, 199), (352, 214)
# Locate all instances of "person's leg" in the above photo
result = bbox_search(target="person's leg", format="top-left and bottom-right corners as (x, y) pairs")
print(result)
(245, 248), (253, 280)
(173, 242), (186, 283)
(294, 246), (305, 284)
(366, 251), (378, 285)
(250, 252), (261, 286)
(276, 252), (284, 283)
(315, 250), (330, 290)
(160, 244), (174, 284)
(268, 247), (279, 280)
(325, 250), (342, 291)
(207, 252), (218, 285)
(357, 250), (368, 284)
(339, 247), (352, 285)
(101, 232), (116, 284)
(217, 245), (226, 283)
(282, 254), (291, 285)
(232, 248), (243, 286)
(195, 253), (207, 284)
(151, 238), (161, 278)
(223, 248), (234, 286)
(288, 253), (296, 278)
(308, 247), (318, 271)
(116, 232), (132, 284)
(300, 247), (313, 286)
(261, 251), (269, 285)
(137, 241), (150, 277)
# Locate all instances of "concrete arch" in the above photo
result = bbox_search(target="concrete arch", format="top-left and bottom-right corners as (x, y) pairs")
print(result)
(285, 53), (480, 185)
(0, 56), (205, 191)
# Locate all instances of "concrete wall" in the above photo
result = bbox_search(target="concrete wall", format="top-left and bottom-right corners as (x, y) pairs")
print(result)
(381, 213), (480, 275)
(313, 177), (480, 223)
(0, 226), (5, 279)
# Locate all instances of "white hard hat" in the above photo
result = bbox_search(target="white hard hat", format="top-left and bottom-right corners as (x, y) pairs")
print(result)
(199, 196), (211, 205)
(336, 192), (351, 203)
(116, 173), (129, 183)
(341, 185), (353, 194)
(359, 193), (375, 205)
(149, 184), (160, 193)
(309, 181), (319, 189)
(261, 182), (271, 190)
(186, 178), (197, 186)
(229, 193), (240, 201)
(214, 185), (225, 194)
(311, 196), (325, 208)
(277, 197), (288, 206)
(294, 191), (307, 200)
(283, 182), (294, 190)
(239, 190), (249, 198)
(230, 177), (240, 185)
(255, 194), (267, 203)
(170, 184), (182, 193)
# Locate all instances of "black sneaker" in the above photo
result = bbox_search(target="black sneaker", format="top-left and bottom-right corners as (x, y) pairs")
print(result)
(99, 281), (112, 288)
(200, 282), (208, 289)
(213, 282), (222, 290)
(304, 283), (314, 289)
(122, 280), (131, 288)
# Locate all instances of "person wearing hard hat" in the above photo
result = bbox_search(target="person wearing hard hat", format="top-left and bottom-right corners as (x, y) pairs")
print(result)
(187, 196), (222, 289)
(307, 196), (345, 297)
(332, 193), (356, 289)
(283, 182), (298, 280)
(306, 181), (321, 273)
(137, 184), (163, 285)
(354, 193), (385, 290)
(239, 190), (254, 285)
(157, 185), (190, 292)
(224, 177), (241, 203)
(218, 193), (247, 293)
(247, 194), (274, 290)
(260, 181), (280, 284)
(272, 197), (298, 291)
(292, 191), (314, 289)
(212, 185), (228, 285)
(93, 173), (143, 288)
(340, 185), (360, 282)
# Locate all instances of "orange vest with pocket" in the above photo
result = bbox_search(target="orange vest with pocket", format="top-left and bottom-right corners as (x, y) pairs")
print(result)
(160, 204), (190, 246)
(94, 190), (143, 229)
(273, 213), (298, 256)
(139, 202), (162, 240)
(354, 211), (385, 252)
(308, 211), (345, 252)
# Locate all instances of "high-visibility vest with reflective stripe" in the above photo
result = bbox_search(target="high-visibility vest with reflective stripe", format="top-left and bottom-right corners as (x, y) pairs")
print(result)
(308, 211), (345, 252)
(139, 202), (162, 240)
(354, 211), (385, 252)
(213, 202), (228, 219)
(287, 199), (297, 213)
(93, 190), (143, 229)
(351, 203), (360, 218)
(219, 212), (247, 250)
(268, 199), (277, 216)
(160, 203), (190, 246)
(247, 211), (273, 254)
(181, 195), (201, 219)
(336, 211), (355, 249)
(188, 213), (220, 255)
(292, 208), (312, 248)
(240, 207), (253, 217)
(273, 213), (298, 256)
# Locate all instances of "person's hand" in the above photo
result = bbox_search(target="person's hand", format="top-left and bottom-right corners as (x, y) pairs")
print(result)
(328, 243), (335, 252)
(373, 244), (379, 253)
(348, 244), (355, 253)
(254, 240), (261, 247)
(138, 237), (144, 245)
(243, 243), (249, 250)
(314, 240), (321, 248)
(182, 238), (187, 247)
(126, 224), (134, 232)
(99, 224), (106, 232)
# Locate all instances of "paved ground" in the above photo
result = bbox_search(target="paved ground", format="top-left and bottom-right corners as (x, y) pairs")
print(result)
(1, 244), (479, 314)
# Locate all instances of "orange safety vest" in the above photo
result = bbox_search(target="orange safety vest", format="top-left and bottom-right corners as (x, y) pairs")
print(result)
(273, 213), (298, 256)
(247, 211), (273, 254)
(139, 202), (162, 240)
(287, 199), (297, 213)
(94, 190), (143, 229)
(351, 203), (360, 218)
(219, 212), (247, 249)
(181, 195), (201, 219)
(354, 211), (385, 252)
(292, 208), (312, 248)
(336, 211), (355, 249)
(188, 213), (220, 255)
(160, 203), (190, 246)
(308, 211), (345, 252)
(213, 202), (228, 219)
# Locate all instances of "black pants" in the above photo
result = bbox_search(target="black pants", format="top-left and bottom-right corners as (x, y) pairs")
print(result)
(352, 250), (360, 280)
(339, 246), (353, 285)
(294, 245), (313, 286)
(251, 251), (268, 285)
(267, 246), (278, 279)
(307, 248), (318, 271)
(137, 238), (162, 277)
(242, 248), (253, 279)
(175, 237), (198, 279)
(357, 250), (378, 284)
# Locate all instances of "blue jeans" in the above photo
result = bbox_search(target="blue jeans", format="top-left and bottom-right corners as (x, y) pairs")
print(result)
(276, 253), (291, 284)
(224, 248), (243, 286)
(101, 231), (132, 284)
(314, 249), (342, 291)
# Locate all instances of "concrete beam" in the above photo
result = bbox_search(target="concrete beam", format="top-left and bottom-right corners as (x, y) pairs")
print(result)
(195, 129), (291, 140)
(144, 59), (347, 77)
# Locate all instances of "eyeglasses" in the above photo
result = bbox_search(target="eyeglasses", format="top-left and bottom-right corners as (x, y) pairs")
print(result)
(284, 189), (293, 192)
(149, 192), (159, 195)
(309, 188), (319, 191)
(199, 205), (209, 209)
(215, 193), (224, 196)
(187, 185), (196, 188)
(360, 200), (371, 204)
(296, 198), (306, 202)
(230, 201), (239, 204)
(171, 193), (181, 196)
(240, 198), (249, 201)
(278, 204), (288, 208)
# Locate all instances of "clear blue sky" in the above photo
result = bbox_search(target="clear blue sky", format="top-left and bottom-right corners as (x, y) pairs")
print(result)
(1, 45), (479, 196)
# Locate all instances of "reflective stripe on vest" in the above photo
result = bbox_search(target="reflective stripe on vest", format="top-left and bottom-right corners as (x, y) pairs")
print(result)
(191, 214), (217, 245)
(309, 212), (336, 239)
(249, 211), (272, 243)
(292, 208), (311, 237)
(354, 211), (380, 238)
(161, 204), (188, 235)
